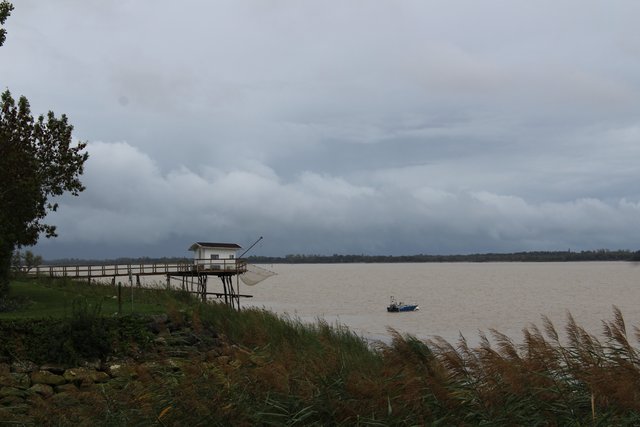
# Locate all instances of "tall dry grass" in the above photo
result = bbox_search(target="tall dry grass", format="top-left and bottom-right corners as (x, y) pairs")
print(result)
(11, 297), (640, 425)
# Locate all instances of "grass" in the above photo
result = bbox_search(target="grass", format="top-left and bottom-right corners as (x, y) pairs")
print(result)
(0, 276), (189, 319)
(2, 276), (640, 425)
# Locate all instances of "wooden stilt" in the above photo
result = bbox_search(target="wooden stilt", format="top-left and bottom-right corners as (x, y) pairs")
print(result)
(236, 274), (241, 310)
(198, 274), (208, 302)
(227, 276), (238, 310)
(220, 276), (229, 306)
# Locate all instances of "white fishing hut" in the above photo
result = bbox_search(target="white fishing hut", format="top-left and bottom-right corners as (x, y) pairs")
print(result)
(188, 242), (242, 270)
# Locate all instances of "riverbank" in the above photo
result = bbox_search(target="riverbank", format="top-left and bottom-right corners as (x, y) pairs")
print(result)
(1, 276), (640, 424)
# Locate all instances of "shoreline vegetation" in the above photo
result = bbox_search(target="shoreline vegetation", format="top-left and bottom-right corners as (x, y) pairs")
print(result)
(44, 248), (640, 266)
(1, 277), (640, 424)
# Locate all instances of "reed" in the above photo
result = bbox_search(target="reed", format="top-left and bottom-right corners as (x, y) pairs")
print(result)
(5, 277), (640, 424)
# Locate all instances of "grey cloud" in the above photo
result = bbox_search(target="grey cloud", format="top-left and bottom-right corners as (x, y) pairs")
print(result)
(36, 140), (640, 258)
(1, 1), (639, 258)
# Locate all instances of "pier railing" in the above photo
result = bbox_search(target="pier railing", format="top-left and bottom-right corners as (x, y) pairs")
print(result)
(26, 259), (248, 278)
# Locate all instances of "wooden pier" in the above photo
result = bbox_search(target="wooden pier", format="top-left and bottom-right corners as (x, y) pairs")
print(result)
(26, 259), (251, 309)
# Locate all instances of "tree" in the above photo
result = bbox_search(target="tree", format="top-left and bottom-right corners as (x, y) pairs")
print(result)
(0, 91), (88, 295)
(0, 1), (13, 47)
(0, 2), (88, 297)
(11, 249), (42, 272)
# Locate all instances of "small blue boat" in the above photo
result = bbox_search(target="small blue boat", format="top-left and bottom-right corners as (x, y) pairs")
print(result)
(387, 296), (419, 312)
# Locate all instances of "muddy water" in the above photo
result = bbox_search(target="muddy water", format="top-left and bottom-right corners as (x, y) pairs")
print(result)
(239, 262), (640, 345)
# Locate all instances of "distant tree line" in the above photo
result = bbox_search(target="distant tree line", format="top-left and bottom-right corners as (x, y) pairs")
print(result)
(41, 249), (640, 266)
(247, 249), (640, 264)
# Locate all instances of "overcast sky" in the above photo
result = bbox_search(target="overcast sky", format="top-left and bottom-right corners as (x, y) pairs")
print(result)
(3, 1), (640, 259)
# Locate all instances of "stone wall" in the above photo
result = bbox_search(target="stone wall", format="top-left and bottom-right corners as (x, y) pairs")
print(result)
(0, 313), (256, 419)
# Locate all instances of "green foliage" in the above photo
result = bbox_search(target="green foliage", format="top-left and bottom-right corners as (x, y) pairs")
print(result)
(0, 90), (88, 243)
(0, 1), (12, 47)
(60, 298), (110, 362)
(0, 7), (89, 296)
(0, 276), (194, 318)
(0, 298), (152, 365)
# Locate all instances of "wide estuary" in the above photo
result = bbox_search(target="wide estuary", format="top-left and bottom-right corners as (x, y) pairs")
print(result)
(241, 262), (640, 345)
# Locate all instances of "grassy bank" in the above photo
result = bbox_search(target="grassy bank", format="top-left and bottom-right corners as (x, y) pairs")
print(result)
(1, 277), (640, 425)
(0, 276), (186, 319)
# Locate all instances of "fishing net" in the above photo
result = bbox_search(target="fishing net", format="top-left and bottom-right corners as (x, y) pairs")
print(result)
(240, 264), (277, 286)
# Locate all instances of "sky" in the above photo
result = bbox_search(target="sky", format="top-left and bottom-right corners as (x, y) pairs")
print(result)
(2, 1), (640, 259)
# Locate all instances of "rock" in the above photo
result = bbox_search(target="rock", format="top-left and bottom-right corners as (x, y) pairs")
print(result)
(81, 360), (102, 370)
(10, 361), (38, 374)
(107, 364), (138, 379)
(63, 367), (107, 385)
(39, 364), (66, 375)
(54, 383), (78, 394)
(92, 371), (110, 383)
(31, 370), (67, 386)
(29, 383), (54, 399)
(178, 331), (199, 346)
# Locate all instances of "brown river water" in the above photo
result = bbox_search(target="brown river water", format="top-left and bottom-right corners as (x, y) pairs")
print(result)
(238, 262), (640, 345)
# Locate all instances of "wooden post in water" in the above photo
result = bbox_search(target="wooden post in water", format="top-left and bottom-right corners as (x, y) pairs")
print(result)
(197, 274), (207, 302)
(220, 276), (228, 306)
(236, 274), (241, 310)
(216, 275), (239, 309)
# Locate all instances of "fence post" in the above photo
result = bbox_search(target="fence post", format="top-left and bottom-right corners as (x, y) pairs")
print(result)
(118, 282), (122, 315)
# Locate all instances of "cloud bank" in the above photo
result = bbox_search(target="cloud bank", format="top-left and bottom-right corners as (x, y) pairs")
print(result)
(1, 1), (639, 258)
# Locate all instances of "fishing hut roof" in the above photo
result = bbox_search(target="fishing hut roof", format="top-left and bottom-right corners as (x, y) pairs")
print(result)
(188, 242), (242, 251)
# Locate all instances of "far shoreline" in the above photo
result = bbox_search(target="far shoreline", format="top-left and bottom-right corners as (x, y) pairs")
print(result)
(43, 249), (639, 266)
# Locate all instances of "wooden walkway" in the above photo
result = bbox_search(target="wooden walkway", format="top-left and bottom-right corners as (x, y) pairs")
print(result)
(25, 259), (250, 309)
(27, 259), (247, 279)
